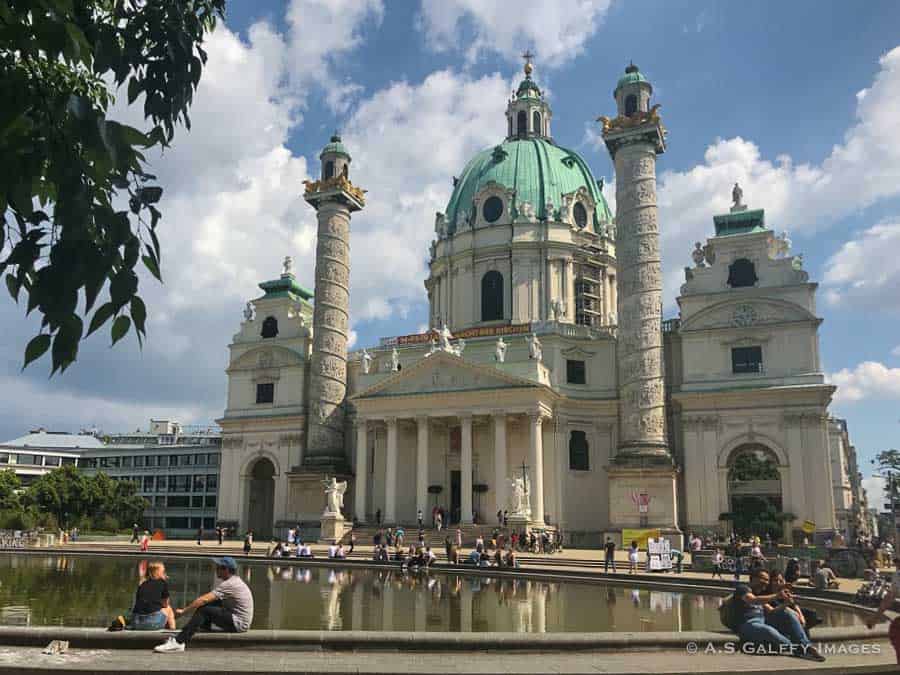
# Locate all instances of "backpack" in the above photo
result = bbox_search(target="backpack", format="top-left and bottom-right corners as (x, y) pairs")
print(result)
(718, 593), (740, 632)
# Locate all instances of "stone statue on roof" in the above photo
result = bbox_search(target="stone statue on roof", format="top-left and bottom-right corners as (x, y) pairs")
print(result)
(495, 337), (507, 363)
(282, 255), (294, 276)
(731, 182), (746, 211)
(361, 349), (372, 374)
(243, 302), (255, 322)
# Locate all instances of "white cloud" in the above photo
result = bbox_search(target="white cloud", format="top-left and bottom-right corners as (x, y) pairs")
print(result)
(653, 45), (900, 307)
(828, 361), (900, 402)
(341, 69), (509, 322)
(284, 0), (383, 113)
(892, 345), (900, 357)
(821, 221), (900, 310)
(417, 0), (612, 67)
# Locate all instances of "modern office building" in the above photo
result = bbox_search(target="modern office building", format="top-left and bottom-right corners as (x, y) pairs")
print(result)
(0, 420), (221, 538)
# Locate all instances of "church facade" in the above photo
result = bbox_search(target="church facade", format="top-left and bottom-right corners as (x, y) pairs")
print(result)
(216, 60), (867, 546)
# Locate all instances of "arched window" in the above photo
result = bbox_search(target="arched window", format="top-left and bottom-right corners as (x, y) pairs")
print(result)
(517, 110), (527, 138)
(625, 94), (638, 117)
(508, 117), (512, 137)
(569, 430), (589, 471)
(727, 258), (758, 288)
(573, 202), (588, 229)
(261, 316), (278, 339)
(324, 161), (334, 180)
(482, 196), (504, 223)
(533, 110), (542, 136)
(481, 270), (503, 321)
(727, 444), (783, 540)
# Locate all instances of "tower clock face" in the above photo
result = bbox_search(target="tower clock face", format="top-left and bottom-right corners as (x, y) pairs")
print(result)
(731, 304), (758, 327)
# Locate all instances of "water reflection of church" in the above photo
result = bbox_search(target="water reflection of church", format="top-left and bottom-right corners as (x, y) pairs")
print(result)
(215, 59), (868, 546)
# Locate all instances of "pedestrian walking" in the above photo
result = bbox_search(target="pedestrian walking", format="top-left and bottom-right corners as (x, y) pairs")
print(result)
(375, 508), (382, 525)
(243, 530), (253, 555)
(417, 509), (423, 529)
(604, 537), (617, 573)
(196, 526), (203, 546)
(628, 540), (639, 574)
(349, 532), (356, 555)
(712, 549), (724, 579)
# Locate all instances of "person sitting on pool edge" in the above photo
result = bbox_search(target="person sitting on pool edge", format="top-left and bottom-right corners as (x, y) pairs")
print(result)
(154, 557), (253, 653)
(110, 561), (176, 632)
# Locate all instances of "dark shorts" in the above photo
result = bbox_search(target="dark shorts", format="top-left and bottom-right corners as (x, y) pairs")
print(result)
(889, 617), (900, 664)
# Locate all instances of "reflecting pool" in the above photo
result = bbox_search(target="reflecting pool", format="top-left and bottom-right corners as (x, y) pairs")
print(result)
(0, 554), (864, 632)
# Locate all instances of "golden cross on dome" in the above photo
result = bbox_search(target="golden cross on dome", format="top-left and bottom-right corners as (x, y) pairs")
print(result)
(522, 50), (534, 76)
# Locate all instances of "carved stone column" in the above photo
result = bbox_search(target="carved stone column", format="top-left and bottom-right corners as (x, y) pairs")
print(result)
(493, 413), (507, 518)
(303, 172), (365, 469)
(611, 140), (667, 458)
(416, 416), (429, 522)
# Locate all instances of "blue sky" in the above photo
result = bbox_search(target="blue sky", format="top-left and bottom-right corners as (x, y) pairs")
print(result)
(2, 0), (900, 503)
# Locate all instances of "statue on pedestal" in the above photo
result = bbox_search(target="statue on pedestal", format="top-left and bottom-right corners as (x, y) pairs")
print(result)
(361, 349), (372, 374)
(282, 255), (294, 276)
(508, 476), (531, 518)
(527, 333), (542, 362)
(731, 182), (746, 212)
(495, 337), (507, 363)
(439, 323), (453, 351)
(391, 347), (400, 372)
(322, 477), (348, 516)
(243, 302), (255, 322)
(691, 242), (706, 268)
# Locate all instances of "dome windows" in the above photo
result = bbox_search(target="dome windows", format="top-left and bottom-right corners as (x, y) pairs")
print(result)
(483, 196), (504, 223)
(625, 94), (638, 117)
(573, 202), (588, 229)
(517, 111), (527, 139)
(728, 258), (758, 288)
(533, 111), (542, 136)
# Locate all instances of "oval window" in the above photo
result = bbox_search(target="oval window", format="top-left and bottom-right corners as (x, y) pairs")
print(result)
(573, 202), (588, 229)
(483, 196), (504, 223)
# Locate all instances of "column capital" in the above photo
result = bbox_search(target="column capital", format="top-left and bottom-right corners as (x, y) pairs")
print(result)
(459, 412), (474, 423)
(491, 410), (507, 421)
(415, 414), (430, 425)
(529, 409), (550, 424)
(385, 416), (398, 427)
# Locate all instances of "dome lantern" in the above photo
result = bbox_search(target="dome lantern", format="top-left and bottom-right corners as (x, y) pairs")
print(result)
(505, 51), (552, 140)
(319, 132), (351, 181)
(614, 62), (653, 118)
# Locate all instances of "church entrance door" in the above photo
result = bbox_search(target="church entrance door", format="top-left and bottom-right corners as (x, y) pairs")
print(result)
(247, 457), (275, 538)
(450, 470), (461, 524)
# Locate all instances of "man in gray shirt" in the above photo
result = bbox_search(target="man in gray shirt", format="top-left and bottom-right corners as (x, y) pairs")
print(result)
(154, 557), (254, 653)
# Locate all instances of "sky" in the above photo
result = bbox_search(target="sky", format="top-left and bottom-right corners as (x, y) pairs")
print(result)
(2, 0), (900, 508)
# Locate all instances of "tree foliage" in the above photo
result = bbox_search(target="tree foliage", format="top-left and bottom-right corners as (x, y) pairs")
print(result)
(728, 448), (780, 482)
(0, 0), (225, 373)
(25, 464), (146, 528)
(0, 469), (22, 510)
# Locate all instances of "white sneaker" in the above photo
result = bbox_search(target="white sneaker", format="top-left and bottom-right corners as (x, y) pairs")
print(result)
(153, 637), (185, 653)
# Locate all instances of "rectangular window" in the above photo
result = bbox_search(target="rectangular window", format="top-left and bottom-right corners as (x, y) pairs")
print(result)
(61, 457), (76, 466)
(205, 495), (217, 508)
(18, 454), (38, 466)
(192, 495), (204, 508)
(189, 517), (202, 529)
(194, 453), (205, 466)
(135, 456), (145, 468)
(154, 496), (166, 507)
(183, 454), (193, 466)
(208, 454), (219, 467)
(165, 517), (189, 529)
(193, 475), (206, 492)
(143, 476), (155, 491)
(122, 456), (132, 468)
(169, 455), (179, 467)
(566, 359), (586, 385)
(256, 382), (275, 404)
(167, 495), (190, 508)
(203, 517), (215, 529)
(206, 474), (218, 491)
(174, 475), (190, 492)
(0, 454), (9, 464)
(44, 456), (61, 467)
(732, 346), (763, 374)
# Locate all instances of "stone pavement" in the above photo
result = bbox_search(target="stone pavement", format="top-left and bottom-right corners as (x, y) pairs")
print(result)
(0, 643), (894, 674)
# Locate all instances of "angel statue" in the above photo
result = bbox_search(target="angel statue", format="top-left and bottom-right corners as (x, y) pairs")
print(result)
(322, 477), (348, 516)
(439, 323), (453, 351)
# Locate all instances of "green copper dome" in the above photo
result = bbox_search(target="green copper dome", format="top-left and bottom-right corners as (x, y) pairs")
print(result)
(320, 134), (350, 160)
(444, 137), (612, 234)
(614, 63), (650, 95)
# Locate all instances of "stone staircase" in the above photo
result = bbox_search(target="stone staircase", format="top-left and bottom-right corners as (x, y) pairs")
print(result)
(340, 523), (491, 548)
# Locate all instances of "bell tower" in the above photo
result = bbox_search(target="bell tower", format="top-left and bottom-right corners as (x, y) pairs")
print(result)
(599, 64), (681, 545)
(505, 51), (552, 140)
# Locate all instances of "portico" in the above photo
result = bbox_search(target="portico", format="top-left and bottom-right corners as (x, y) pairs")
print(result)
(350, 351), (556, 527)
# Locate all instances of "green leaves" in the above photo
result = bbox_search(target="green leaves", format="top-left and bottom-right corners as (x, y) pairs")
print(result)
(23, 334), (51, 370)
(110, 315), (130, 346)
(1, 0), (226, 372)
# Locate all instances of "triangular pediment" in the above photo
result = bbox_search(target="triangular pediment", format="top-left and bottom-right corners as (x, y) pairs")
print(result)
(352, 351), (540, 399)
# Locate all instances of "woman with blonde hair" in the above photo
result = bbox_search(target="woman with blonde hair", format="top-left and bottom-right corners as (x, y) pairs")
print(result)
(124, 561), (176, 630)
